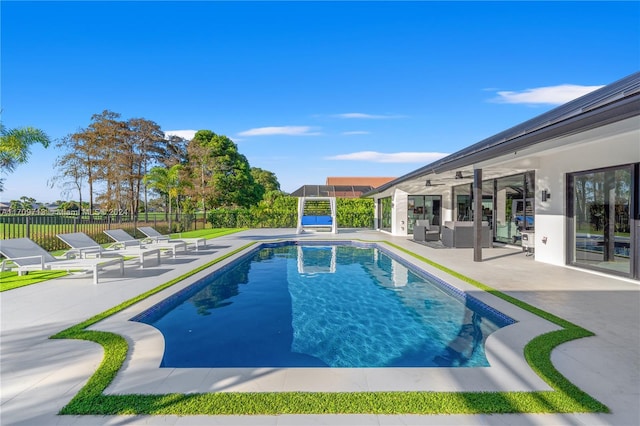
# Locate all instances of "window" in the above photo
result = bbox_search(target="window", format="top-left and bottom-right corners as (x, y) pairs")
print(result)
(453, 184), (472, 221)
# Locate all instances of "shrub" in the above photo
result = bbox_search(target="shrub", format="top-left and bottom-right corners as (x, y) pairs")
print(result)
(207, 195), (374, 228)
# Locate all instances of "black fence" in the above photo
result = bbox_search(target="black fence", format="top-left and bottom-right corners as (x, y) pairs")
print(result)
(0, 211), (209, 251)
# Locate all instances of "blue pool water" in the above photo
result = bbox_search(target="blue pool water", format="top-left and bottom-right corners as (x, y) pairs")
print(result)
(133, 242), (515, 368)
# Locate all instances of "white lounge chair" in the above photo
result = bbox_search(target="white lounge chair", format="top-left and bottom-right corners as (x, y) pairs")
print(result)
(57, 232), (161, 268)
(103, 229), (187, 259)
(137, 226), (207, 252)
(0, 237), (124, 284)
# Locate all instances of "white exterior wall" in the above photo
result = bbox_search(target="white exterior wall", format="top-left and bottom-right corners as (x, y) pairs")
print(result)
(392, 188), (409, 236)
(534, 158), (567, 266)
(440, 188), (454, 223)
(533, 122), (640, 266)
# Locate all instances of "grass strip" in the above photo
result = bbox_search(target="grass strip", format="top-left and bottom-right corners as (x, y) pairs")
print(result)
(52, 237), (608, 415)
(169, 228), (246, 239)
(0, 270), (69, 292)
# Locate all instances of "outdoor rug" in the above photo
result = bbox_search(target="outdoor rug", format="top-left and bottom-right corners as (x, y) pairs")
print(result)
(409, 239), (451, 249)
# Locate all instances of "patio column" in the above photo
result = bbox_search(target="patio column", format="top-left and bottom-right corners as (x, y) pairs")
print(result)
(473, 168), (483, 262)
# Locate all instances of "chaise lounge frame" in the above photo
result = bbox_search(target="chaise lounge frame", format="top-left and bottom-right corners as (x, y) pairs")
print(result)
(0, 237), (124, 284)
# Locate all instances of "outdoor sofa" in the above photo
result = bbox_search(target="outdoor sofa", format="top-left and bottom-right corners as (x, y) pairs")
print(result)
(441, 221), (492, 248)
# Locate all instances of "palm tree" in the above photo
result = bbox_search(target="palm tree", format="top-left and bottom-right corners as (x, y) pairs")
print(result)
(143, 164), (185, 232)
(0, 122), (51, 191)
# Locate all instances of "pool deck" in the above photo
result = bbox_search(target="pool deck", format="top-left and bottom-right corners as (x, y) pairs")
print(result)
(1, 229), (638, 425)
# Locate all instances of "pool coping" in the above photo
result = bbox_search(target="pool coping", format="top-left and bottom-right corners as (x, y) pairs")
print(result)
(91, 239), (561, 394)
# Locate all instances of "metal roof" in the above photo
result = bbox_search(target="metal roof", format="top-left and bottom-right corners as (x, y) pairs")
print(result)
(325, 176), (396, 187)
(290, 185), (374, 198)
(366, 71), (640, 196)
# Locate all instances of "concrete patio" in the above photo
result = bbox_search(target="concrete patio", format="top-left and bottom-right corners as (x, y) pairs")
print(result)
(1, 229), (638, 425)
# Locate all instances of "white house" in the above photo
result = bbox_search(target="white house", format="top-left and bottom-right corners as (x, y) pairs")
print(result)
(366, 71), (640, 281)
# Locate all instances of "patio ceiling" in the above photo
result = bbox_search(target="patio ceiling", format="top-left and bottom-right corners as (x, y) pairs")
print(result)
(381, 165), (533, 196)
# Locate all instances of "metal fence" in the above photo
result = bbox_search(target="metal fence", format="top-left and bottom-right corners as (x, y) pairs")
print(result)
(0, 211), (208, 251)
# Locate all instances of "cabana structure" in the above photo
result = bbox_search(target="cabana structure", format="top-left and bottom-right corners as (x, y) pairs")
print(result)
(296, 196), (337, 234)
(365, 71), (640, 281)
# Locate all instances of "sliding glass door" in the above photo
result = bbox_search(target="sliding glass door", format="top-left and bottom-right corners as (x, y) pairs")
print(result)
(378, 197), (392, 232)
(407, 195), (441, 233)
(494, 172), (535, 245)
(569, 165), (636, 277)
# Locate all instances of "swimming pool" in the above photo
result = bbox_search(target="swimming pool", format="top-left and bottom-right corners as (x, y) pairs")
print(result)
(133, 241), (515, 368)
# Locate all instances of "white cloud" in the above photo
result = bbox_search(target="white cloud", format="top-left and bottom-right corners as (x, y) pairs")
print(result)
(165, 129), (197, 140)
(333, 112), (404, 119)
(491, 84), (604, 105)
(326, 151), (449, 163)
(342, 131), (370, 135)
(238, 126), (321, 136)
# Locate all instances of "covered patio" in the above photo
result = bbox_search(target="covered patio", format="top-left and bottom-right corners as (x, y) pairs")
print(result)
(366, 72), (639, 280)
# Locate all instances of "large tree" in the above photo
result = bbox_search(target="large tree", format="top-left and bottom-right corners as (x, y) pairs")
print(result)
(56, 110), (184, 215)
(186, 130), (214, 218)
(54, 114), (277, 217)
(187, 131), (261, 209)
(156, 134), (189, 167)
(53, 135), (87, 215)
(65, 110), (129, 213)
(125, 117), (166, 217)
(0, 122), (51, 191)
(251, 167), (280, 199)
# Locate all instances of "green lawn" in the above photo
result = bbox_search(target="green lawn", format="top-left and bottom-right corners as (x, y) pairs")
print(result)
(168, 228), (245, 239)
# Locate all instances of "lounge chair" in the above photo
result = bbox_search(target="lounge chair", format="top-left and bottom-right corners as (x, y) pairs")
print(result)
(137, 226), (207, 252)
(413, 219), (440, 242)
(104, 229), (187, 259)
(0, 237), (124, 284)
(57, 232), (161, 268)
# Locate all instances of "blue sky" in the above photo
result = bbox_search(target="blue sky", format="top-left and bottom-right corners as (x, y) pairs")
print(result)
(2, 1), (639, 203)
